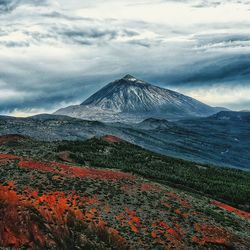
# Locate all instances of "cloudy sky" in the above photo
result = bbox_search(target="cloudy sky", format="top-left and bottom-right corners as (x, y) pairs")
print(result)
(0, 0), (250, 116)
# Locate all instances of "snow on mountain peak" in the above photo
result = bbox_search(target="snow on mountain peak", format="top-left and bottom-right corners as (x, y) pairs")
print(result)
(120, 74), (147, 85)
(123, 74), (136, 80)
(54, 75), (226, 122)
(122, 74), (140, 82)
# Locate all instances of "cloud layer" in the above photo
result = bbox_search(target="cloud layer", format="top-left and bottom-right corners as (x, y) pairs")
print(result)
(0, 0), (250, 115)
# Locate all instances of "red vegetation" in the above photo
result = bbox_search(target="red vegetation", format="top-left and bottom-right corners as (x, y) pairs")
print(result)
(0, 151), (134, 182)
(140, 183), (159, 192)
(166, 191), (192, 210)
(1, 150), (249, 249)
(0, 182), (128, 249)
(0, 154), (20, 165)
(19, 160), (52, 172)
(0, 134), (27, 145)
(0, 182), (47, 248)
(126, 208), (141, 233)
(150, 221), (184, 248)
(0, 153), (20, 160)
(0, 159), (11, 165)
(18, 160), (135, 181)
(102, 135), (123, 143)
(192, 223), (234, 246)
(120, 184), (138, 194)
(115, 209), (141, 234)
(212, 201), (250, 221)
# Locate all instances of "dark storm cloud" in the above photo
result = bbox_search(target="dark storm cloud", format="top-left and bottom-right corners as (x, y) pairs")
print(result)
(2, 52), (249, 114)
(61, 29), (118, 45)
(0, 41), (30, 47)
(60, 28), (139, 45)
(0, 22), (140, 48)
(1, 0), (250, 115)
(194, 33), (250, 50)
(0, 0), (18, 12)
(0, 0), (49, 12)
(41, 11), (93, 21)
(145, 54), (250, 87)
(128, 40), (151, 48)
(0, 74), (113, 114)
(178, 55), (250, 84)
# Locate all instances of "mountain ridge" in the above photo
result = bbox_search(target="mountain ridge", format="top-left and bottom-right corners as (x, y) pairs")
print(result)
(1, 111), (249, 170)
(55, 75), (226, 122)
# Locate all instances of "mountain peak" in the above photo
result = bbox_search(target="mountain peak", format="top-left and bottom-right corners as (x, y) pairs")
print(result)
(54, 75), (225, 122)
(122, 74), (137, 80)
(80, 74), (215, 114)
(120, 74), (145, 84)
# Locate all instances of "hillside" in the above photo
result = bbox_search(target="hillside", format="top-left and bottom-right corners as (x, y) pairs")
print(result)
(210, 111), (250, 122)
(1, 112), (249, 170)
(1, 134), (249, 209)
(0, 135), (250, 249)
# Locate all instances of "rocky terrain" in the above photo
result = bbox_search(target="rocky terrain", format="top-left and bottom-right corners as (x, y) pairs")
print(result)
(0, 111), (249, 170)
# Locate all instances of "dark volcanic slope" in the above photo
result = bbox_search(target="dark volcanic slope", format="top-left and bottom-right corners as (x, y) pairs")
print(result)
(0, 114), (109, 141)
(174, 112), (250, 169)
(210, 111), (250, 122)
(0, 111), (250, 170)
(0, 136), (250, 249)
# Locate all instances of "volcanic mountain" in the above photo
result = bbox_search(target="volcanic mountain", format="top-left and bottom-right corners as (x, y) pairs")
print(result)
(55, 74), (224, 122)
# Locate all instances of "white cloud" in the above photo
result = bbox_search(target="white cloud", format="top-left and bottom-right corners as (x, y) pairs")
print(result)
(178, 84), (250, 110)
(4, 108), (53, 117)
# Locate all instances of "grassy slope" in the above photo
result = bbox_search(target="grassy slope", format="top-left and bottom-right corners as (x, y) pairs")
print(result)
(1, 135), (250, 249)
(1, 136), (249, 210)
(56, 137), (250, 211)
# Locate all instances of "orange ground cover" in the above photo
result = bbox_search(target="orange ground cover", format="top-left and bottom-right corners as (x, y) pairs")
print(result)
(0, 182), (127, 249)
(192, 223), (233, 246)
(18, 160), (135, 181)
(102, 135), (123, 143)
(212, 201), (250, 221)
(0, 153), (20, 160)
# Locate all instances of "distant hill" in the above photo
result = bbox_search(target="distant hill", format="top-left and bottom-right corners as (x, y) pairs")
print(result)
(0, 111), (250, 170)
(209, 111), (250, 122)
(137, 118), (172, 130)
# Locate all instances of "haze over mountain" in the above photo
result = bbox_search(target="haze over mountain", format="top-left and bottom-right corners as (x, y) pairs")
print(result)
(55, 75), (225, 122)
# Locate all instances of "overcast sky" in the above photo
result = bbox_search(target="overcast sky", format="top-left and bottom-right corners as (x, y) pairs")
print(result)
(0, 0), (250, 116)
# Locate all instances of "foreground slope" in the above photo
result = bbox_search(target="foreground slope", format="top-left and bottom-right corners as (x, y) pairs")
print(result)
(55, 75), (223, 122)
(1, 135), (249, 210)
(0, 135), (250, 249)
